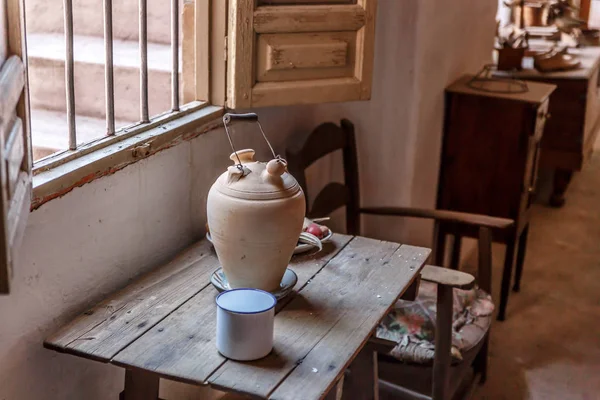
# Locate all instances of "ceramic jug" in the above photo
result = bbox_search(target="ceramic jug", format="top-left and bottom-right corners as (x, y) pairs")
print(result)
(207, 113), (306, 291)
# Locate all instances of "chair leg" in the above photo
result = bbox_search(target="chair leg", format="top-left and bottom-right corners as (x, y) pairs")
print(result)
(473, 334), (490, 384)
(449, 235), (461, 270)
(343, 344), (379, 400)
(513, 225), (530, 293)
(120, 369), (160, 400)
(325, 375), (345, 400)
(498, 231), (517, 321)
(432, 284), (453, 400)
(434, 224), (447, 267)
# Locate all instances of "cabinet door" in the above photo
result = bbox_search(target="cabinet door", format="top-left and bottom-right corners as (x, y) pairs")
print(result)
(227, 0), (377, 108)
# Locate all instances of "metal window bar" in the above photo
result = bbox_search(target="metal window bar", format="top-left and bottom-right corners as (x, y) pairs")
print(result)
(44, 0), (190, 162)
(139, 0), (149, 123)
(63, 0), (77, 150)
(104, 0), (116, 135)
(171, 0), (179, 111)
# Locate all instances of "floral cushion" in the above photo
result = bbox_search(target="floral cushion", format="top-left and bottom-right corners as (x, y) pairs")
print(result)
(375, 281), (494, 364)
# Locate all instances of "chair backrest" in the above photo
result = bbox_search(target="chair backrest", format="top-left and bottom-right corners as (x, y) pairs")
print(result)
(285, 119), (361, 235)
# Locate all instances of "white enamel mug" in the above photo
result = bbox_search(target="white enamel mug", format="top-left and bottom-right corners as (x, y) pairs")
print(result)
(216, 288), (277, 361)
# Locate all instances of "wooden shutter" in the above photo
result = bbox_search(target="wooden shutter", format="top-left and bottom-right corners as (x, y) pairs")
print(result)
(227, 0), (377, 109)
(0, 0), (32, 294)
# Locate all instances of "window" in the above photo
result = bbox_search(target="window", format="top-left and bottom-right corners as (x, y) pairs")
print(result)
(0, 0), (377, 292)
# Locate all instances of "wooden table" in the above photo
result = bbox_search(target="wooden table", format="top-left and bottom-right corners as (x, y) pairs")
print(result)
(44, 235), (430, 399)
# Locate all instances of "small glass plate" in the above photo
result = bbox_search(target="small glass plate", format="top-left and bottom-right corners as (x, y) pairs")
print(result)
(210, 267), (298, 300)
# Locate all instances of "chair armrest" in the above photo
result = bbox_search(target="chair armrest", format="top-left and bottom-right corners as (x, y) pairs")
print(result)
(359, 207), (514, 230)
(421, 265), (475, 290)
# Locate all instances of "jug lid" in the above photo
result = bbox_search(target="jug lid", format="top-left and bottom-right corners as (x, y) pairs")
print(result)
(214, 149), (301, 200)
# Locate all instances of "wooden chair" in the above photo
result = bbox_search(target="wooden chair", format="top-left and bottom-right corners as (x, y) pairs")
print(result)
(286, 120), (514, 400)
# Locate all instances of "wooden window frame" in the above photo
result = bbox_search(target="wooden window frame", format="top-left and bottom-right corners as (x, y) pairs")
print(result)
(30, 0), (228, 209)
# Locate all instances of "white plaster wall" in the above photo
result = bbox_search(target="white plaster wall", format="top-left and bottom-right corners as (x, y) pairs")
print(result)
(0, 1), (497, 399)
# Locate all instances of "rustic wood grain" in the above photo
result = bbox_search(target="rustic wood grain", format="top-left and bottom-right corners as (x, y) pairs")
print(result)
(208, 237), (428, 399)
(269, 244), (428, 400)
(193, 0), (210, 102)
(227, 0), (254, 108)
(181, 0), (197, 103)
(0, 55), (24, 129)
(5, 116), (23, 196)
(6, 0), (31, 173)
(228, 1), (376, 108)
(259, 0), (354, 5)
(46, 235), (429, 399)
(0, 3), (28, 293)
(251, 78), (361, 107)
(420, 265), (475, 290)
(356, 0), (376, 100)
(256, 32), (355, 83)
(112, 284), (225, 384)
(44, 240), (217, 356)
(6, 169), (29, 252)
(112, 235), (353, 385)
(64, 254), (222, 360)
(253, 4), (365, 34)
(209, 0), (227, 106)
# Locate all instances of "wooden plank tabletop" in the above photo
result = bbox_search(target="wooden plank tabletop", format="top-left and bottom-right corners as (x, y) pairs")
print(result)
(44, 235), (430, 399)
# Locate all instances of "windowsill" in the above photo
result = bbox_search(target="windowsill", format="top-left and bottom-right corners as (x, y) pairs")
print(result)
(32, 104), (225, 210)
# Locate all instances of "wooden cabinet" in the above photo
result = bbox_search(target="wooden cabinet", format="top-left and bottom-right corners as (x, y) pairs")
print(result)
(494, 46), (600, 206)
(437, 75), (556, 320)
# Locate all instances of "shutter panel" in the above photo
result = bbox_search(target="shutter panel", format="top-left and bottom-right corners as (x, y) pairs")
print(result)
(1, 0), (31, 294)
(227, 0), (377, 109)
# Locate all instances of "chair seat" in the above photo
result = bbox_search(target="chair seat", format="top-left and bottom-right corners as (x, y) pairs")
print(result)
(375, 281), (493, 365)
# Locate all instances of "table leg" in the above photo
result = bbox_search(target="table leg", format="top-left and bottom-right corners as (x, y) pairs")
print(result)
(399, 275), (420, 301)
(342, 344), (379, 400)
(498, 231), (517, 321)
(549, 168), (574, 208)
(434, 223), (447, 267)
(449, 235), (462, 270)
(324, 375), (345, 400)
(513, 224), (530, 293)
(120, 369), (160, 400)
